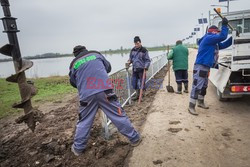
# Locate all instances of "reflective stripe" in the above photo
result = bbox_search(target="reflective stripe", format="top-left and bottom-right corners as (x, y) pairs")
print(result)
(190, 98), (197, 104)
(198, 95), (204, 100)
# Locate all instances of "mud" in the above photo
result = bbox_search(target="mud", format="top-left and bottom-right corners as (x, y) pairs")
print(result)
(0, 66), (167, 167)
(167, 128), (183, 133)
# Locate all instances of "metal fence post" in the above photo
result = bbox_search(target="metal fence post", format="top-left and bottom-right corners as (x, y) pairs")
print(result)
(151, 59), (154, 76)
(157, 56), (160, 72)
(126, 68), (132, 105)
(101, 111), (110, 139)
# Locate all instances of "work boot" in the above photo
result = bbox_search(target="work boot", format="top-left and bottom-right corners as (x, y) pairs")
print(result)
(131, 138), (142, 147)
(197, 99), (209, 109)
(175, 84), (182, 94)
(132, 89), (139, 100)
(188, 102), (198, 115)
(183, 83), (189, 93)
(71, 145), (83, 156)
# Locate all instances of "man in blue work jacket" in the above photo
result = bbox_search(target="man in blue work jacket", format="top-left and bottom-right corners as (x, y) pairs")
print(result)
(189, 18), (232, 115)
(127, 36), (151, 100)
(69, 45), (141, 156)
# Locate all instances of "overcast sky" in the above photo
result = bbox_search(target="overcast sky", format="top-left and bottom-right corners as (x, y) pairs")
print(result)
(0, 0), (249, 57)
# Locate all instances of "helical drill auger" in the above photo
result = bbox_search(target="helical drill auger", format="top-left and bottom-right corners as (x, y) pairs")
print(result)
(0, 0), (42, 131)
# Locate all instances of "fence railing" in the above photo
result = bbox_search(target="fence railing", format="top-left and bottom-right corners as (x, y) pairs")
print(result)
(102, 53), (168, 139)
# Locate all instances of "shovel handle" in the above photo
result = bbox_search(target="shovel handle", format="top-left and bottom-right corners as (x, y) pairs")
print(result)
(167, 45), (171, 85)
(213, 8), (234, 31)
(168, 61), (171, 85)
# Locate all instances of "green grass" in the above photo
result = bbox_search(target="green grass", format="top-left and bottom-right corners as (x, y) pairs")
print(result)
(0, 76), (77, 118)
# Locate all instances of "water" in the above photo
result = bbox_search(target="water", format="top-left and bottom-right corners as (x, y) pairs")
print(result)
(0, 51), (166, 78)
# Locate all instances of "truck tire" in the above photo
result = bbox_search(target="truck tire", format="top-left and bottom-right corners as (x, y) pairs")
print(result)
(216, 88), (228, 101)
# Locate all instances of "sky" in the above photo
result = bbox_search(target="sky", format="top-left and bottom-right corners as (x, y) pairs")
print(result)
(0, 0), (249, 58)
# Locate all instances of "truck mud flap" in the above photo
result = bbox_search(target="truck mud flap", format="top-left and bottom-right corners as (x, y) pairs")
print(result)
(209, 66), (231, 93)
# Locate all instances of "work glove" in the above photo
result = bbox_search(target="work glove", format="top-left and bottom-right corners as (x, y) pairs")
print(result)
(236, 30), (240, 37)
(222, 18), (228, 26)
(125, 63), (130, 69)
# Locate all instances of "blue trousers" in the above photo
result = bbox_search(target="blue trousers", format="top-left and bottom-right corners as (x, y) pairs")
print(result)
(73, 90), (140, 152)
(174, 70), (188, 84)
(132, 68), (146, 90)
(190, 64), (210, 102)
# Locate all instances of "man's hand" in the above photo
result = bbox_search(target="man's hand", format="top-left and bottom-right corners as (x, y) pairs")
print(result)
(125, 62), (130, 69)
(236, 30), (240, 37)
(222, 18), (228, 26)
(144, 68), (148, 71)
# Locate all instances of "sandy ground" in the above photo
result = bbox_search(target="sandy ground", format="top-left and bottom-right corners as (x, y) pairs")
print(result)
(127, 49), (250, 167)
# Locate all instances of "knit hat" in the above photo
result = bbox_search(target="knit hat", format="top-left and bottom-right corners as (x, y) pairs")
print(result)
(134, 36), (141, 43)
(176, 40), (182, 45)
(207, 25), (220, 33)
(73, 45), (87, 56)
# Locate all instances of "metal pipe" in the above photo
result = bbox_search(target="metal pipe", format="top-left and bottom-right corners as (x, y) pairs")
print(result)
(126, 69), (132, 105)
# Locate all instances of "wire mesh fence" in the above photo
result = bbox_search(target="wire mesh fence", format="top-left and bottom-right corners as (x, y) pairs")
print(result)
(102, 53), (168, 139)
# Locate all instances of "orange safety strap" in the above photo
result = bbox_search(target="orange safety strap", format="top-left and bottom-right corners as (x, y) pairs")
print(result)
(117, 107), (122, 116)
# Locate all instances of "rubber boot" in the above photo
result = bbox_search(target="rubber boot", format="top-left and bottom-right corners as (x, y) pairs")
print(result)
(131, 138), (142, 147)
(188, 102), (198, 115)
(183, 83), (189, 93)
(132, 89), (139, 101)
(175, 84), (182, 94)
(197, 99), (209, 109)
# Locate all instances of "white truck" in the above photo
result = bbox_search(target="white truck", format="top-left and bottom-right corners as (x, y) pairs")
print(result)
(209, 9), (250, 101)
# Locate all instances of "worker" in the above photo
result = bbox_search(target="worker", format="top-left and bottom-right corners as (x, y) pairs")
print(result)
(126, 36), (151, 100)
(69, 45), (141, 156)
(188, 18), (232, 115)
(167, 40), (189, 94)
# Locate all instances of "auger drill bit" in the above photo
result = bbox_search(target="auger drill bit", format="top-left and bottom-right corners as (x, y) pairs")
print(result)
(0, 0), (41, 131)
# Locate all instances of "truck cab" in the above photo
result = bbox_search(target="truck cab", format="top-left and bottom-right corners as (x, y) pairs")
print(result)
(209, 10), (250, 100)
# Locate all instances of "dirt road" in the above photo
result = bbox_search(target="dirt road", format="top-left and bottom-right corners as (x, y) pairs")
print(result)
(127, 49), (250, 167)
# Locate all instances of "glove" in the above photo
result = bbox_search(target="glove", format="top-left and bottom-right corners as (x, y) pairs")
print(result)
(236, 30), (240, 37)
(125, 63), (130, 69)
(222, 18), (228, 26)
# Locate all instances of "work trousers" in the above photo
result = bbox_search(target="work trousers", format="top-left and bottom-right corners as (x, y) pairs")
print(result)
(73, 90), (140, 152)
(132, 68), (146, 90)
(174, 70), (188, 84)
(190, 64), (210, 103)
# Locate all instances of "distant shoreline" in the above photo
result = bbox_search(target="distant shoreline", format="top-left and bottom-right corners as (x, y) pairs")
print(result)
(0, 45), (172, 63)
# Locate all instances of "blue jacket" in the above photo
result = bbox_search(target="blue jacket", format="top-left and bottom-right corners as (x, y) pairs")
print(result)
(195, 25), (232, 67)
(129, 46), (151, 69)
(69, 50), (112, 101)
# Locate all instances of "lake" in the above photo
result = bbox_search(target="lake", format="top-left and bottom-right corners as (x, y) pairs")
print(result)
(0, 51), (166, 78)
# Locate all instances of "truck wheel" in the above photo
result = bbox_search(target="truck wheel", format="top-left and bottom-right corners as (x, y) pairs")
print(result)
(216, 88), (228, 101)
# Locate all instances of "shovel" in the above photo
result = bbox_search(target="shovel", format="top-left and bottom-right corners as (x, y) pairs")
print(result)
(213, 8), (239, 36)
(166, 61), (174, 93)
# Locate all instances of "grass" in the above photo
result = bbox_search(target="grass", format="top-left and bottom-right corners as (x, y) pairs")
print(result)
(0, 76), (77, 119)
